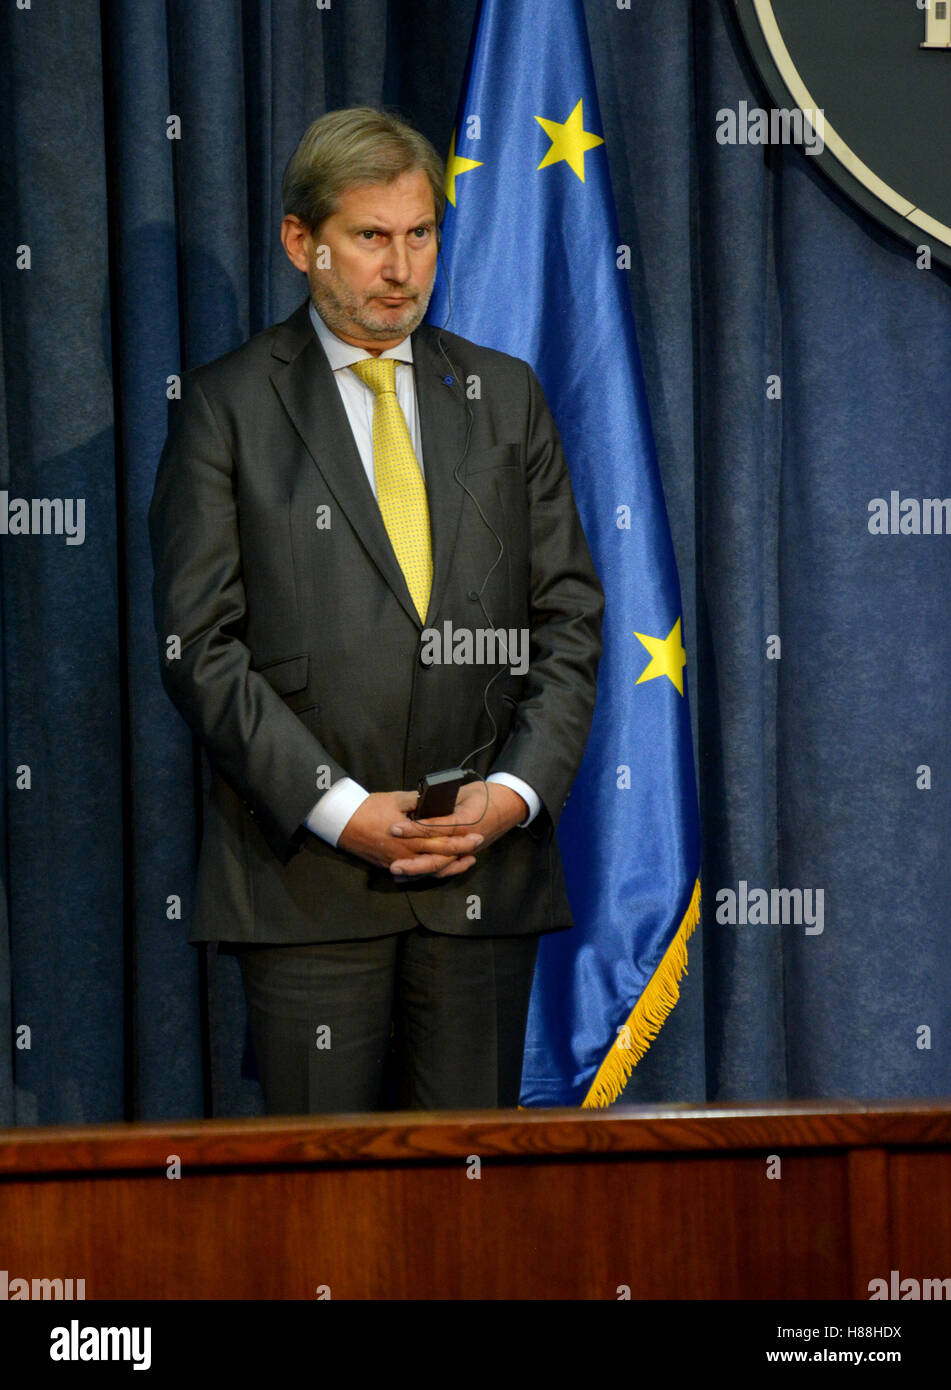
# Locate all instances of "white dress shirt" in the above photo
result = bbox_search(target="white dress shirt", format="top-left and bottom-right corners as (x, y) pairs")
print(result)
(302, 303), (540, 845)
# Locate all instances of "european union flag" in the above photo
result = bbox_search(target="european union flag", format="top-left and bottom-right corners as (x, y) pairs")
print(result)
(427, 0), (701, 1107)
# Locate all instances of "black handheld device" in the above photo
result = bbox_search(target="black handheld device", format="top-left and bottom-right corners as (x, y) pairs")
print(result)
(409, 767), (469, 821)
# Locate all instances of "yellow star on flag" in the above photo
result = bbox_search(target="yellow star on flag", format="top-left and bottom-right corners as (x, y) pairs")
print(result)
(634, 619), (687, 696)
(534, 98), (604, 182)
(444, 128), (483, 207)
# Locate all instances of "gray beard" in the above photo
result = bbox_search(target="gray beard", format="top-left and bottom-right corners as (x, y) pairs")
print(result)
(310, 273), (434, 342)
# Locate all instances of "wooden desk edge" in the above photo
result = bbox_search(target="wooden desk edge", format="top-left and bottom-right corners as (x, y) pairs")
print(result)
(1, 1099), (950, 1174)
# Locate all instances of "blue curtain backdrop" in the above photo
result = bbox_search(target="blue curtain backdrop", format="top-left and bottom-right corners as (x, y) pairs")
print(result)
(1, 0), (949, 1124)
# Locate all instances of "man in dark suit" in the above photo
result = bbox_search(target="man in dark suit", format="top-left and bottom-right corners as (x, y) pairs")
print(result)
(149, 107), (603, 1115)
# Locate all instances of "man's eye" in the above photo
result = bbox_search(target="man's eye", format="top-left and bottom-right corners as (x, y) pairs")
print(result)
(360, 230), (379, 241)
(412, 227), (430, 239)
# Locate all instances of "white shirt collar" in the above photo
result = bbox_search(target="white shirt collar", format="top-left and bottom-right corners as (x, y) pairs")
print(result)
(309, 299), (414, 369)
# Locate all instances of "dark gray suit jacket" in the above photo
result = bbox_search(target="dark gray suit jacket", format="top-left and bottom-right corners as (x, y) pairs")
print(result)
(148, 298), (604, 944)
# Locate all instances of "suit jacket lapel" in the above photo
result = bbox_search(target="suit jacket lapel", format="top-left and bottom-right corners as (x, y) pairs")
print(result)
(269, 301), (468, 631)
(269, 301), (421, 628)
(412, 324), (468, 627)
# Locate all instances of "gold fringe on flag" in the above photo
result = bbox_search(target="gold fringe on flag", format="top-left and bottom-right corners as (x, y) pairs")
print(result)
(580, 878), (701, 1109)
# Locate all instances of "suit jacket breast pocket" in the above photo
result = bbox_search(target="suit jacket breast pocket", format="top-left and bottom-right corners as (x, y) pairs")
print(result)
(460, 446), (529, 618)
(464, 442), (521, 476)
(464, 444), (527, 529)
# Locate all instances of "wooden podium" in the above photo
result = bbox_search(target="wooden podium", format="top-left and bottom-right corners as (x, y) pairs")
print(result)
(1, 1100), (949, 1299)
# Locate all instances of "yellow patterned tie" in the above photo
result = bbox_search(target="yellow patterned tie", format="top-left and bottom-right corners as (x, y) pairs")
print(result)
(349, 357), (432, 623)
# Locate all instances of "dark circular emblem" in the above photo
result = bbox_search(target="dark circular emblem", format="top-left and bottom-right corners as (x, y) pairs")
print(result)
(735, 0), (951, 267)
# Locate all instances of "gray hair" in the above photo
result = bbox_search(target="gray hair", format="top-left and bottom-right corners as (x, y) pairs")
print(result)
(282, 106), (445, 234)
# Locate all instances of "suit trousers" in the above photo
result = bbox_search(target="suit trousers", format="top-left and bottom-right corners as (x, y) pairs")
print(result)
(229, 926), (541, 1114)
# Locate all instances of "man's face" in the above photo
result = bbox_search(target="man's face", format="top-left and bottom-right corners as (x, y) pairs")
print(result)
(293, 169), (438, 352)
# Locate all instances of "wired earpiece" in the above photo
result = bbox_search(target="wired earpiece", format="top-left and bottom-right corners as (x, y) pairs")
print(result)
(432, 271), (516, 772)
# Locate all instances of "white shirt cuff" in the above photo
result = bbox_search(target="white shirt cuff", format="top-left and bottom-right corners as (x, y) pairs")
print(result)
(304, 778), (370, 847)
(486, 773), (540, 827)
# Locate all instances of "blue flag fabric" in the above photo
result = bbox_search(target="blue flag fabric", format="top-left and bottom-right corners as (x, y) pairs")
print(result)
(426, 0), (701, 1107)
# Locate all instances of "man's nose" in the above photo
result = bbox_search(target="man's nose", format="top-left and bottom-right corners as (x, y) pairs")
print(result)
(382, 238), (411, 282)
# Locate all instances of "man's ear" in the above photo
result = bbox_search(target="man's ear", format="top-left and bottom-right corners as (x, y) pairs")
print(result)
(281, 214), (312, 273)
